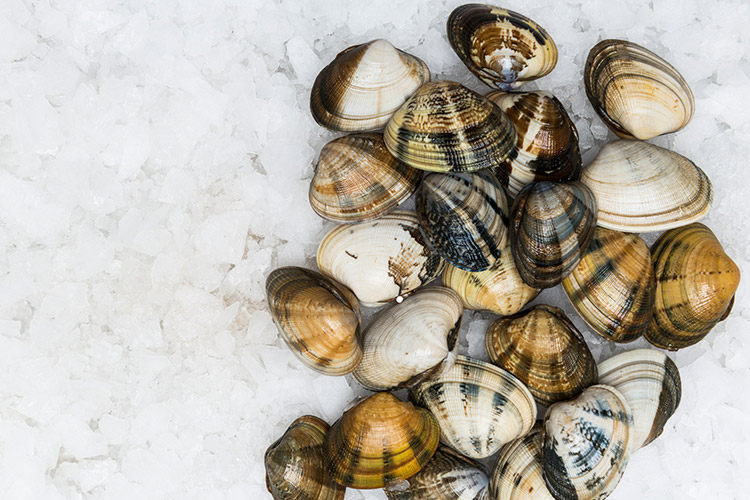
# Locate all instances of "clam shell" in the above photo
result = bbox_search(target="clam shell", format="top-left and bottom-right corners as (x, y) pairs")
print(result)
(309, 133), (421, 223)
(647, 223), (740, 350)
(581, 140), (712, 232)
(353, 287), (463, 391)
(598, 349), (682, 450)
(485, 305), (598, 407)
(585, 39), (694, 141)
(324, 392), (440, 489)
(486, 90), (582, 198)
(310, 39), (430, 132)
(384, 80), (517, 173)
(562, 227), (655, 343)
(447, 4), (558, 90)
(266, 267), (362, 375)
(491, 424), (555, 500)
(417, 171), (509, 272)
(265, 415), (346, 500)
(542, 385), (633, 500)
(411, 355), (537, 459)
(317, 211), (445, 307)
(510, 181), (597, 288)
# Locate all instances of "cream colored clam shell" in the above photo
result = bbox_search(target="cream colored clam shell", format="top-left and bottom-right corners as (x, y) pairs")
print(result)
(491, 426), (554, 500)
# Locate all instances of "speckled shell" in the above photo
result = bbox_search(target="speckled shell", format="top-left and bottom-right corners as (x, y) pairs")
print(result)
(384, 81), (517, 173)
(485, 305), (598, 407)
(353, 287), (463, 391)
(647, 223), (740, 350)
(598, 349), (682, 450)
(447, 4), (558, 90)
(486, 90), (582, 198)
(417, 171), (509, 272)
(310, 39), (430, 132)
(309, 133), (421, 223)
(562, 228), (655, 343)
(265, 415), (346, 500)
(324, 392), (440, 489)
(510, 181), (597, 289)
(411, 355), (537, 459)
(581, 140), (712, 232)
(317, 211), (445, 307)
(385, 446), (489, 500)
(542, 385), (633, 500)
(585, 39), (694, 141)
(266, 267), (362, 375)
(491, 424), (555, 500)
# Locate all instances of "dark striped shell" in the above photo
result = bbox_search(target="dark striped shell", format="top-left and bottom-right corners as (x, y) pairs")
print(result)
(510, 181), (597, 289)
(384, 81), (517, 173)
(491, 424), (555, 500)
(417, 171), (509, 272)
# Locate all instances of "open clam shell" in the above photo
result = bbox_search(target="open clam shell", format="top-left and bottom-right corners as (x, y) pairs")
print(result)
(447, 4), (558, 90)
(647, 223), (740, 350)
(310, 39), (430, 132)
(581, 140), (712, 232)
(384, 80), (517, 173)
(309, 133), (421, 223)
(562, 227), (655, 343)
(353, 287), (463, 391)
(585, 39), (694, 141)
(324, 392), (440, 489)
(317, 211), (445, 307)
(266, 267), (362, 376)
(491, 424), (555, 500)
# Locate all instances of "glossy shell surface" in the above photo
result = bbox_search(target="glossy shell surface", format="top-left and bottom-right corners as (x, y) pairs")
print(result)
(491, 424), (555, 500)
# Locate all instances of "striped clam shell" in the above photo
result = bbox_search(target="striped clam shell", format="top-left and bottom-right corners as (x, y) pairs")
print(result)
(411, 355), (537, 459)
(265, 267), (362, 376)
(510, 181), (597, 289)
(647, 223), (740, 350)
(581, 140), (712, 232)
(317, 211), (445, 307)
(324, 392), (440, 489)
(417, 171), (509, 272)
(486, 90), (582, 198)
(384, 80), (517, 173)
(353, 287), (463, 391)
(542, 385), (634, 500)
(485, 305), (598, 407)
(385, 446), (489, 500)
(265, 415), (346, 500)
(562, 227), (655, 343)
(585, 39), (694, 141)
(491, 424), (555, 500)
(309, 133), (421, 223)
(598, 349), (682, 451)
(447, 4), (558, 90)
(310, 39), (430, 132)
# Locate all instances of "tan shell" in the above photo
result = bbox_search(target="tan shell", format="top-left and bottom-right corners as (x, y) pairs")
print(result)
(490, 424), (554, 500)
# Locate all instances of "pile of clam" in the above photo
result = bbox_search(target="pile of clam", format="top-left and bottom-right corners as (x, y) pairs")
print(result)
(263, 4), (740, 499)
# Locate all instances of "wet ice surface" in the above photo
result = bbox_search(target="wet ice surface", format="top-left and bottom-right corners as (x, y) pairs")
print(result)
(1, 0), (749, 498)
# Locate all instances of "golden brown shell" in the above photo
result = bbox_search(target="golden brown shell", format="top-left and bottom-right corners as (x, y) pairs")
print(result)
(490, 424), (554, 500)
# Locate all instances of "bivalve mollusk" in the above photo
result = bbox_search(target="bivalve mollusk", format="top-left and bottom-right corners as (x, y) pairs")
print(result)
(491, 424), (555, 500)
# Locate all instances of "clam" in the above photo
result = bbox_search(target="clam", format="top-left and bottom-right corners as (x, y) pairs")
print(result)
(265, 415), (346, 499)
(385, 446), (489, 500)
(411, 355), (536, 459)
(486, 90), (582, 198)
(542, 385), (633, 500)
(266, 267), (362, 375)
(598, 349), (682, 450)
(647, 223), (740, 350)
(317, 211), (445, 307)
(310, 39), (430, 132)
(485, 305), (598, 407)
(581, 140), (712, 232)
(383, 80), (517, 173)
(447, 4), (558, 90)
(309, 133), (421, 223)
(585, 39), (694, 141)
(562, 227), (655, 343)
(510, 181), (597, 289)
(324, 392), (440, 489)
(416, 171), (509, 272)
(353, 287), (463, 391)
(491, 424), (555, 500)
